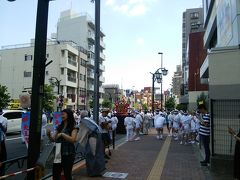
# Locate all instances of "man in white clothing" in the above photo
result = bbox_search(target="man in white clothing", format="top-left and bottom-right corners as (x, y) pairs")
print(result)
(134, 111), (143, 141)
(154, 112), (165, 139)
(124, 113), (134, 141)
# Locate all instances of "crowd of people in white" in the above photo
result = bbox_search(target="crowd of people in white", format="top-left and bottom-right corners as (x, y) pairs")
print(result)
(123, 109), (201, 145)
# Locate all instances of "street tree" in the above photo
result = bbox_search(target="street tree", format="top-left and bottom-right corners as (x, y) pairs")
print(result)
(197, 92), (208, 107)
(165, 97), (175, 111)
(142, 103), (148, 111)
(0, 84), (11, 110)
(43, 84), (55, 112)
(102, 99), (112, 109)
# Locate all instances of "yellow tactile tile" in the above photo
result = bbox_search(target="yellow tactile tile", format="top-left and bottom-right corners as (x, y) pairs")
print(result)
(147, 136), (171, 180)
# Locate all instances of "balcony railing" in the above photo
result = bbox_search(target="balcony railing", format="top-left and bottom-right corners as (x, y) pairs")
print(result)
(99, 64), (105, 71)
(87, 72), (94, 79)
(67, 76), (76, 83)
(68, 59), (77, 67)
(100, 53), (105, 60)
(87, 59), (95, 67)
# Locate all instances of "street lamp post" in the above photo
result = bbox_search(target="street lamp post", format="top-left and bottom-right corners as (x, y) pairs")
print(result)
(150, 66), (168, 114)
(49, 77), (61, 94)
(158, 52), (164, 110)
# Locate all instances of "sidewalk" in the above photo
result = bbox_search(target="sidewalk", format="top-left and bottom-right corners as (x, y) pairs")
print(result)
(72, 129), (230, 180)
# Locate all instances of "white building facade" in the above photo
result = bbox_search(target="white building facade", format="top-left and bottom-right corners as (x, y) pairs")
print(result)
(0, 40), (88, 110)
(56, 10), (106, 105)
(200, 0), (240, 172)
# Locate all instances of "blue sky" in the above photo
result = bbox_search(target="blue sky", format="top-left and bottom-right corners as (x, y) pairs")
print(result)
(0, 0), (202, 91)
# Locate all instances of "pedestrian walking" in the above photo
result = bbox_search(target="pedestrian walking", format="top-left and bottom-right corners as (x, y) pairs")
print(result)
(133, 111), (143, 141)
(99, 108), (112, 160)
(182, 112), (192, 144)
(124, 112), (135, 141)
(0, 109), (7, 178)
(172, 110), (180, 140)
(228, 126), (240, 180)
(154, 112), (165, 140)
(143, 111), (150, 135)
(197, 104), (211, 166)
(47, 109), (79, 180)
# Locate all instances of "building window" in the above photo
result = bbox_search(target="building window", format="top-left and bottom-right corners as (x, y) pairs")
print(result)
(24, 54), (32, 61)
(61, 68), (64, 75)
(80, 88), (86, 96)
(80, 74), (83, 81)
(24, 71), (32, 77)
(80, 58), (86, 66)
(190, 12), (199, 19)
(68, 56), (77, 66)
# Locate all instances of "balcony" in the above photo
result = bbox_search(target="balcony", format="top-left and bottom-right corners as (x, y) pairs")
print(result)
(99, 87), (105, 94)
(99, 64), (105, 71)
(100, 53), (105, 60)
(88, 33), (95, 44)
(87, 59), (95, 67)
(87, 72), (94, 79)
(67, 76), (76, 83)
(99, 76), (105, 83)
(87, 84), (94, 91)
(68, 59), (77, 67)
(100, 40), (105, 49)
(88, 46), (94, 52)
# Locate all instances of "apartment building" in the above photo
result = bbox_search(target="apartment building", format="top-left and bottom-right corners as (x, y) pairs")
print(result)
(187, 31), (208, 111)
(56, 9), (106, 104)
(0, 40), (88, 110)
(200, 0), (240, 172)
(181, 8), (204, 102)
(172, 65), (182, 97)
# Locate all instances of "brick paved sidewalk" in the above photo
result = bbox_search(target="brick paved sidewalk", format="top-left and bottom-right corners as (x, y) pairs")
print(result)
(72, 129), (216, 180)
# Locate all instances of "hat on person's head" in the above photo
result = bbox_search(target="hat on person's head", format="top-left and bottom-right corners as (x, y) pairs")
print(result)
(135, 110), (139, 114)
(101, 108), (110, 113)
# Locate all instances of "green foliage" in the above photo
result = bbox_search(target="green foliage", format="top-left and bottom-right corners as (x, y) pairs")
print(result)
(176, 104), (187, 111)
(165, 97), (175, 110)
(43, 84), (55, 112)
(197, 92), (208, 106)
(0, 85), (11, 110)
(89, 100), (94, 109)
(102, 99), (112, 109)
(142, 103), (148, 111)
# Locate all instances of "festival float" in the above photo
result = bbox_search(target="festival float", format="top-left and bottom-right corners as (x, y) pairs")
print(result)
(114, 98), (130, 134)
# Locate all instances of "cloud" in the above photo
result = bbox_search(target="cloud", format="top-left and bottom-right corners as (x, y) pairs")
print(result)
(105, 0), (157, 17)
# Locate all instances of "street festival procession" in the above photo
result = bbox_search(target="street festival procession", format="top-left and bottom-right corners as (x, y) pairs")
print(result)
(0, 0), (240, 180)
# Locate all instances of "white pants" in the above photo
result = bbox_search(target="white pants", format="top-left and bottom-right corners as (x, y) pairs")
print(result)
(126, 128), (134, 141)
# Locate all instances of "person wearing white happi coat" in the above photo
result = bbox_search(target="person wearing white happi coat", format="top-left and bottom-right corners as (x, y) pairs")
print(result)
(124, 113), (135, 141)
(172, 110), (180, 140)
(154, 112), (165, 139)
(133, 111), (143, 141)
(180, 112), (191, 145)
(143, 111), (151, 135)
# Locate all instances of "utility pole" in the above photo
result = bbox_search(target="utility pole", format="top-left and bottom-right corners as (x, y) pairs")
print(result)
(27, 0), (50, 179)
(93, 0), (101, 124)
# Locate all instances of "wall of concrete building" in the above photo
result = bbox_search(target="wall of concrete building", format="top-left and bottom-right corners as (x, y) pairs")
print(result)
(188, 32), (208, 92)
